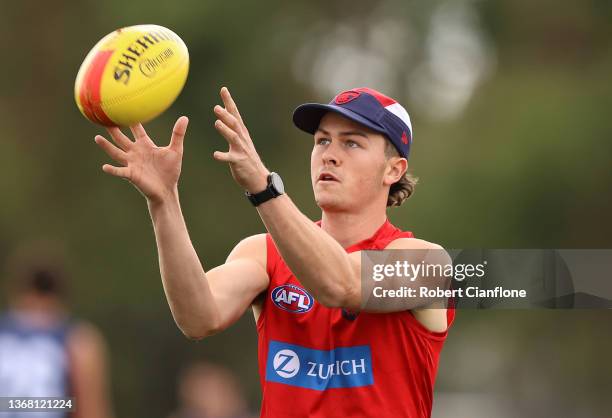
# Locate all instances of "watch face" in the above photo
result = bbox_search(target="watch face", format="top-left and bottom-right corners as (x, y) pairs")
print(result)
(270, 172), (285, 194)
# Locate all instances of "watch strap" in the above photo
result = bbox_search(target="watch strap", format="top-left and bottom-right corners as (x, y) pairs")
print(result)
(245, 174), (281, 207)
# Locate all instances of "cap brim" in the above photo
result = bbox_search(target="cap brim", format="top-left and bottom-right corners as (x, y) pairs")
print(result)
(293, 103), (387, 137)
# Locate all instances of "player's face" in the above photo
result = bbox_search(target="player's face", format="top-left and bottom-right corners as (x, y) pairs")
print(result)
(311, 112), (389, 212)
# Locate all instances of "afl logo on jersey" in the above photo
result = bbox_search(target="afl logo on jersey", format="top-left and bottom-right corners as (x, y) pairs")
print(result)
(271, 284), (314, 313)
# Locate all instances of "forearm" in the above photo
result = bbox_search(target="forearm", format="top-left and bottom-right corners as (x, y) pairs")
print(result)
(148, 189), (220, 338)
(256, 194), (357, 306)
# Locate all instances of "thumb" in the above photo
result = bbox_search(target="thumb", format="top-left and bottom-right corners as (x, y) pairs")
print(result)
(213, 150), (236, 162)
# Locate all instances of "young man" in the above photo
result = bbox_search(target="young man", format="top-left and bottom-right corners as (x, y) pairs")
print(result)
(95, 87), (454, 417)
(0, 242), (115, 418)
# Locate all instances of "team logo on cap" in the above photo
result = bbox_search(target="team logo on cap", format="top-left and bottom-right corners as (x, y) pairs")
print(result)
(271, 284), (314, 313)
(334, 90), (361, 105)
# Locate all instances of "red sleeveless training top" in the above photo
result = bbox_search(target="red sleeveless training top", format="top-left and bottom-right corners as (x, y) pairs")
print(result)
(257, 219), (455, 418)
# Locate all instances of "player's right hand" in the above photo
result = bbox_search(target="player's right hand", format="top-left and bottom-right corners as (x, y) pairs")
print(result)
(94, 116), (189, 204)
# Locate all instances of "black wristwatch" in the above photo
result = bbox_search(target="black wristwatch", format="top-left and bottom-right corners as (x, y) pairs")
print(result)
(245, 172), (285, 206)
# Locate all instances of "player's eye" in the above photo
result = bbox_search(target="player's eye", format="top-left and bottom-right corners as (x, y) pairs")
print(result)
(346, 140), (360, 148)
(316, 138), (331, 145)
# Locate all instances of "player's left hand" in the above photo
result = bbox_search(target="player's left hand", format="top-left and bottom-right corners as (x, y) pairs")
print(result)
(213, 87), (270, 193)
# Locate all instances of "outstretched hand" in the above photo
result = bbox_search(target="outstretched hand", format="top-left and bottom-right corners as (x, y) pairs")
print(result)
(94, 116), (189, 204)
(213, 87), (270, 193)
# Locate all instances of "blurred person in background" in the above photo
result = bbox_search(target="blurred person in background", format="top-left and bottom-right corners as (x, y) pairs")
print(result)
(168, 361), (253, 418)
(94, 86), (454, 417)
(0, 241), (114, 418)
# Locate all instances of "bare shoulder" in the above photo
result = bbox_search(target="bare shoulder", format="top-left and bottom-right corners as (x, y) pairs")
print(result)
(67, 321), (105, 346)
(385, 237), (444, 250)
(226, 233), (267, 267)
(385, 237), (450, 264)
(66, 321), (108, 360)
(385, 237), (450, 333)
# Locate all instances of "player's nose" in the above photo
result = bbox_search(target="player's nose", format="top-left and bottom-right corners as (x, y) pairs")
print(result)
(321, 142), (341, 166)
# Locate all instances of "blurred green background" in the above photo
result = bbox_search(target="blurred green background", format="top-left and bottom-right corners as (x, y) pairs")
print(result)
(1, 0), (611, 417)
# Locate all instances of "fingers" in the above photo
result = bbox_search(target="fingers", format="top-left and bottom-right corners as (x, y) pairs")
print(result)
(130, 123), (157, 146)
(220, 86), (244, 124)
(94, 135), (128, 165)
(170, 116), (189, 151)
(214, 119), (243, 149)
(214, 105), (242, 136)
(106, 126), (133, 151)
(129, 123), (148, 142)
(97, 130), (130, 179)
(212, 150), (237, 163)
(102, 164), (131, 179)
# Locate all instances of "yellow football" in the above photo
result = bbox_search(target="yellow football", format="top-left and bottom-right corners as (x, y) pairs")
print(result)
(75, 24), (189, 127)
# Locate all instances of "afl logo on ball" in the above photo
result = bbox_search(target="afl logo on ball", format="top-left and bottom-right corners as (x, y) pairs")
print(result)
(271, 284), (314, 313)
(335, 90), (361, 105)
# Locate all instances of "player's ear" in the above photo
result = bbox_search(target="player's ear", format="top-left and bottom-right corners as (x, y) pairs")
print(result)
(383, 156), (407, 186)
